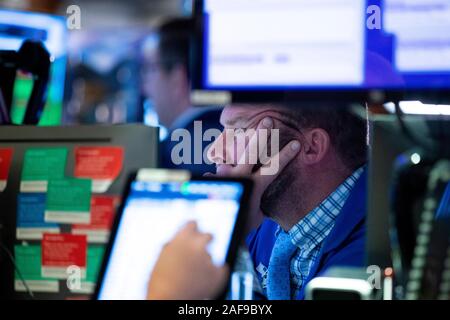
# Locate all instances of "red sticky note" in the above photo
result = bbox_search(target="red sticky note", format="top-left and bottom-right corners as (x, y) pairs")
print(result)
(74, 146), (124, 193)
(72, 195), (120, 243)
(0, 148), (13, 191)
(42, 233), (87, 279)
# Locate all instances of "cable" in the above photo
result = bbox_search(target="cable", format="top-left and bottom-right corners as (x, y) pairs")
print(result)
(0, 242), (34, 299)
(0, 87), (11, 124)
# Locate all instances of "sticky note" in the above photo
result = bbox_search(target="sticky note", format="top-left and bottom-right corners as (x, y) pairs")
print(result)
(85, 246), (105, 283)
(44, 178), (92, 224)
(14, 245), (59, 293)
(16, 193), (60, 240)
(0, 148), (13, 192)
(68, 246), (105, 294)
(41, 233), (87, 279)
(72, 195), (120, 243)
(20, 148), (68, 192)
(74, 146), (124, 193)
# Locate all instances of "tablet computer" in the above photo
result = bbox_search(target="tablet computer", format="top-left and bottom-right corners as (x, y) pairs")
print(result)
(94, 172), (252, 300)
(191, 0), (450, 105)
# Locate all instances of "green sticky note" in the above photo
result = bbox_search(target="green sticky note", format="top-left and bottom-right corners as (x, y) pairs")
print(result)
(47, 179), (92, 212)
(45, 178), (92, 224)
(21, 148), (67, 181)
(15, 245), (49, 281)
(86, 246), (105, 283)
(14, 245), (59, 293)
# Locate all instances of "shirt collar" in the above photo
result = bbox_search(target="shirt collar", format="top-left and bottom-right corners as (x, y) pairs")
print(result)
(286, 166), (365, 254)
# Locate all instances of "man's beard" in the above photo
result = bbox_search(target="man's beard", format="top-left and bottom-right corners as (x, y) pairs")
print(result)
(260, 164), (298, 221)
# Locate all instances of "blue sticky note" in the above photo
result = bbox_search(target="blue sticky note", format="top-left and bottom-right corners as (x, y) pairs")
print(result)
(17, 194), (59, 240)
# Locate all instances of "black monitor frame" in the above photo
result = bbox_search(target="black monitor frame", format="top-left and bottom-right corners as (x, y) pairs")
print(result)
(191, 0), (450, 106)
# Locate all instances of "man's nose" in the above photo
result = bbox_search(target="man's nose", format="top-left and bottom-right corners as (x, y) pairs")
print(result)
(207, 131), (235, 165)
(207, 132), (225, 165)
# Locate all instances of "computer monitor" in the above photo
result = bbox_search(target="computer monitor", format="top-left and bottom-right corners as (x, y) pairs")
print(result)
(368, 114), (450, 299)
(192, 0), (450, 105)
(0, 124), (159, 300)
(0, 9), (67, 125)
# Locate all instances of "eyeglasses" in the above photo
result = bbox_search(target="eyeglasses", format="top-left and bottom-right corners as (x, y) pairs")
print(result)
(142, 59), (184, 74)
(142, 61), (164, 74)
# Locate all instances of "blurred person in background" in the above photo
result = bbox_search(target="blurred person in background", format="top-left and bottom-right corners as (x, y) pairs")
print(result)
(141, 17), (222, 175)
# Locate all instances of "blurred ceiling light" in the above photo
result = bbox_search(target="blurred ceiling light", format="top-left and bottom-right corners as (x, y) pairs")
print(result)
(182, 0), (193, 14)
(411, 153), (421, 165)
(384, 101), (450, 115)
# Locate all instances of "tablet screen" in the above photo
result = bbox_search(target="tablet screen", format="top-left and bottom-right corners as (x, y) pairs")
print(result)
(97, 180), (244, 300)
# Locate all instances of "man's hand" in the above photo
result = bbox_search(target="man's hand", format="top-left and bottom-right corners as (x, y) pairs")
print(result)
(209, 117), (301, 231)
(147, 222), (229, 300)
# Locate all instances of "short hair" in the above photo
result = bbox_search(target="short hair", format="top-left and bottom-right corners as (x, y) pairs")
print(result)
(280, 103), (368, 171)
(156, 17), (193, 79)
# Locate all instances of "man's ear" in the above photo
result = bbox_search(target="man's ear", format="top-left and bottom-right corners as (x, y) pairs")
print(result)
(300, 128), (330, 165)
(169, 64), (189, 95)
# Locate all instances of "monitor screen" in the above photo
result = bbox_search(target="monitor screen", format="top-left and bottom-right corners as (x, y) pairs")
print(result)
(198, 0), (450, 93)
(0, 9), (67, 125)
(97, 180), (244, 300)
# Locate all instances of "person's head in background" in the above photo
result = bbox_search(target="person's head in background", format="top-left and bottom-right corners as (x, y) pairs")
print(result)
(142, 18), (193, 129)
(209, 104), (368, 230)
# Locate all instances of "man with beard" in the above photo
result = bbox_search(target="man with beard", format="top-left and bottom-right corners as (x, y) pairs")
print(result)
(207, 103), (368, 300)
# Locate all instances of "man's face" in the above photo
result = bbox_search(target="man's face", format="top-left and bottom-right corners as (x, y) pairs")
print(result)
(142, 47), (176, 128)
(209, 105), (303, 218)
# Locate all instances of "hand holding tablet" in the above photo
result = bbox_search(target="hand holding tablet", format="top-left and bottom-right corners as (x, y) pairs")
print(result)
(147, 221), (229, 300)
(95, 174), (252, 300)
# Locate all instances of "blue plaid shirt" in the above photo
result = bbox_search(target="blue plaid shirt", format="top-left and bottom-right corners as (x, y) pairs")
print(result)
(284, 167), (364, 298)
